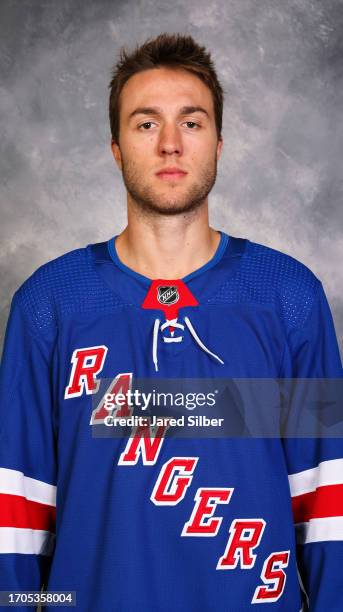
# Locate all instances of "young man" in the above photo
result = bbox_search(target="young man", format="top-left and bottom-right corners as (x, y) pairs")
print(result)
(0, 33), (342, 611)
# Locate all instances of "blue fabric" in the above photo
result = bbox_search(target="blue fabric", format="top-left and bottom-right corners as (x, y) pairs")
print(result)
(0, 232), (342, 611)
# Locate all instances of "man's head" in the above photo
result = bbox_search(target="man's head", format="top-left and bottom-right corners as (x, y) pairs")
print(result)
(109, 33), (224, 216)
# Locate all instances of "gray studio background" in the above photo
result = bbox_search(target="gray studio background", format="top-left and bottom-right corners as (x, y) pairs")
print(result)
(1, 0), (342, 355)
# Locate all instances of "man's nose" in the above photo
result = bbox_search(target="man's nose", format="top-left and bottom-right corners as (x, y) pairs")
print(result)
(158, 124), (183, 156)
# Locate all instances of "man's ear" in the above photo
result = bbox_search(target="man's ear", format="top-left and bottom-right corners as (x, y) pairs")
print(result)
(216, 136), (223, 160)
(111, 139), (122, 170)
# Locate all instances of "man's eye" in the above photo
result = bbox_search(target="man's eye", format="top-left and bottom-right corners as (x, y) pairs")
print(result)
(139, 122), (155, 130)
(183, 121), (199, 129)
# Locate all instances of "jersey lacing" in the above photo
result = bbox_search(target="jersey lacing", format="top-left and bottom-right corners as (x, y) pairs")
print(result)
(151, 315), (225, 372)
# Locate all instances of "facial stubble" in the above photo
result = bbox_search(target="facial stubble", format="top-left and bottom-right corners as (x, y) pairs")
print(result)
(120, 153), (218, 217)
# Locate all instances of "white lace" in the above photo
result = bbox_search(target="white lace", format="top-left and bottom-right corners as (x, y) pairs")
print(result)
(152, 316), (224, 372)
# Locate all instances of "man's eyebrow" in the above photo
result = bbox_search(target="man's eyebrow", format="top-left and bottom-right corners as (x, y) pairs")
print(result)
(128, 105), (209, 120)
(179, 106), (209, 117)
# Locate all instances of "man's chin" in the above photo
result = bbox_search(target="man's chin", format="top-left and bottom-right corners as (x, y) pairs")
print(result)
(137, 198), (204, 216)
(125, 178), (215, 216)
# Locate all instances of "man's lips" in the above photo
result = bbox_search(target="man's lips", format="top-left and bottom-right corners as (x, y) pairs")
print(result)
(156, 167), (188, 180)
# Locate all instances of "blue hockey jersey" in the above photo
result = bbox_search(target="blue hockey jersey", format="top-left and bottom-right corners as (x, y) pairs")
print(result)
(0, 231), (342, 611)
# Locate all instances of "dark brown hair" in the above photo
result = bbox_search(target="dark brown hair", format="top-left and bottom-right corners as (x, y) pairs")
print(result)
(109, 33), (224, 144)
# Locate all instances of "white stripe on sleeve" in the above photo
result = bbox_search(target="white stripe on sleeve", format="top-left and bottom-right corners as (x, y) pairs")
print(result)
(0, 527), (55, 555)
(288, 458), (343, 497)
(0, 468), (56, 506)
(295, 516), (343, 544)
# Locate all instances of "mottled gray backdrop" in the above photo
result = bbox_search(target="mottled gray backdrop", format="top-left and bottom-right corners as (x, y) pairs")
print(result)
(1, 0), (342, 354)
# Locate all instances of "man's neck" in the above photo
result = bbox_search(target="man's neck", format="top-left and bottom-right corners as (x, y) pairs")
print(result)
(114, 213), (221, 280)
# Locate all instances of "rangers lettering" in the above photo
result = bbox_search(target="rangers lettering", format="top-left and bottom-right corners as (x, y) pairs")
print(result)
(217, 519), (266, 569)
(90, 372), (133, 424)
(252, 550), (290, 603)
(118, 422), (169, 465)
(64, 345), (108, 399)
(182, 487), (233, 536)
(151, 457), (198, 505)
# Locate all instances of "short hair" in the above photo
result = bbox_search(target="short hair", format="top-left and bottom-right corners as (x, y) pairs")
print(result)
(109, 32), (224, 144)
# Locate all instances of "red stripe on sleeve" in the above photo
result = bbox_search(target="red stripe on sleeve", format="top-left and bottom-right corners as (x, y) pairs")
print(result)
(292, 483), (343, 523)
(0, 493), (56, 531)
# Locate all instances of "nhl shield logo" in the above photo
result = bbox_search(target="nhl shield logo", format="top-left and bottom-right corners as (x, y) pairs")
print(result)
(157, 286), (179, 305)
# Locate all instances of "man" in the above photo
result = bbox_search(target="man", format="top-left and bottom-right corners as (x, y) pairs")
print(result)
(0, 33), (342, 611)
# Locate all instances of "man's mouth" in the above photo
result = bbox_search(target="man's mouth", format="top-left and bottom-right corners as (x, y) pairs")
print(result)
(156, 167), (188, 181)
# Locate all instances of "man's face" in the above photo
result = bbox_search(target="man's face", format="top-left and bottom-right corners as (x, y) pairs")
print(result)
(111, 67), (223, 216)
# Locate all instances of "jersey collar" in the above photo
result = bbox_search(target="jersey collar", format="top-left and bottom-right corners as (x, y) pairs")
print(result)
(89, 231), (248, 309)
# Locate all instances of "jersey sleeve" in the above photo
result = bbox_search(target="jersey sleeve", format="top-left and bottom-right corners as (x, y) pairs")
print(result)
(0, 290), (57, 599)
(280, 280), (343, 611)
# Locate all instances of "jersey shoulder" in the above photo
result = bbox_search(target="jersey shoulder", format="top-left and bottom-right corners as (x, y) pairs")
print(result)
(13, 243), (123, 334)
(212, 237), (321, 331)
